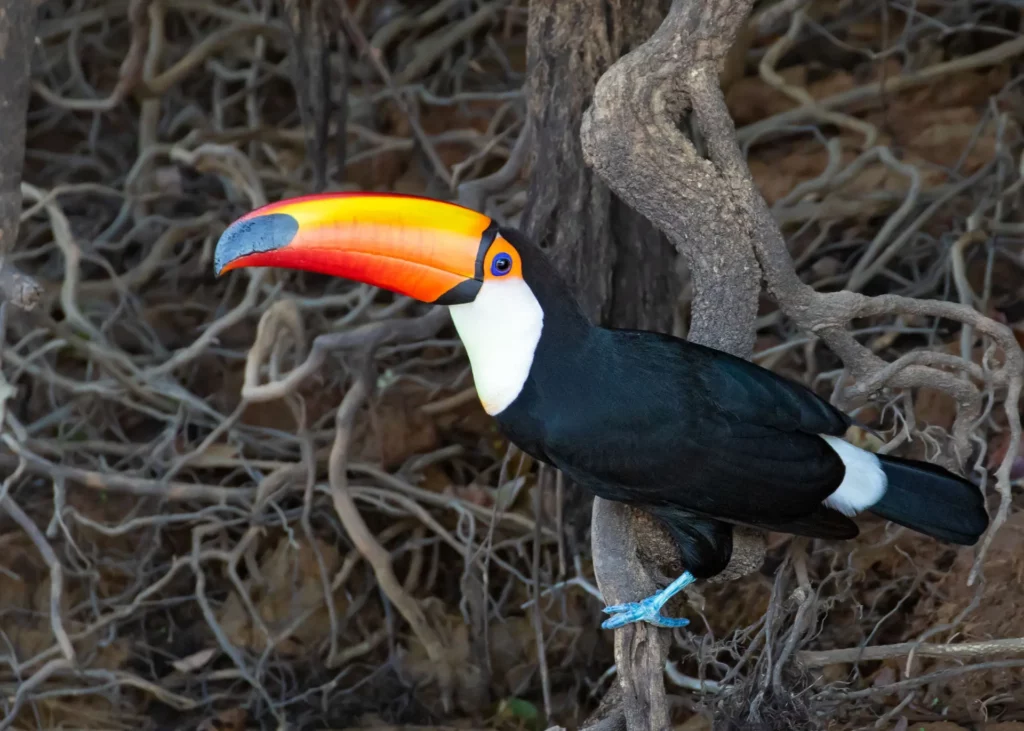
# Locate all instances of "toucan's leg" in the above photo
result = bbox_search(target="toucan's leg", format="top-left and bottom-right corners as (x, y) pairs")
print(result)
(600, 571), (695, 629)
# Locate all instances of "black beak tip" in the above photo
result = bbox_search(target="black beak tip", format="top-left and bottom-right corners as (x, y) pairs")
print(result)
(213, 212), (300, 276)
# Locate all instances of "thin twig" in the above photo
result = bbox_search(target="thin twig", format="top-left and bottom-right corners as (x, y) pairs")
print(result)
(0, 494), (76, 663)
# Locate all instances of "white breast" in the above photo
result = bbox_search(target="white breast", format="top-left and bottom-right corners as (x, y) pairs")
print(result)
(448, 277), (544, 415)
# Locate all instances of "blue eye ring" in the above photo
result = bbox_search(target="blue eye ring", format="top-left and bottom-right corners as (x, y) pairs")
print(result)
(491, 252), (513, 277)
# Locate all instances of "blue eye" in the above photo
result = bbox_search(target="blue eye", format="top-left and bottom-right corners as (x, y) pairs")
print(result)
(491, 253), (513, 276)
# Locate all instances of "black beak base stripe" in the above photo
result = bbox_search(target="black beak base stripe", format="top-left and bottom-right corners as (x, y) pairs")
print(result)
(434, 219), (499, 305)
(434, 278), (483, 305)
(475, 220), (500, 280)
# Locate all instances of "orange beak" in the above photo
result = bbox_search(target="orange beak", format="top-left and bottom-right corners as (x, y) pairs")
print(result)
(213, 192), (495, 304)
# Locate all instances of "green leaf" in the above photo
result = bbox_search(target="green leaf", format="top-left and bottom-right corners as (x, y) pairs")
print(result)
(500, 697), (539, 724)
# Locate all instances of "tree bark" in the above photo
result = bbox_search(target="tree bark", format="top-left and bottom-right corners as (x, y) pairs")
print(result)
(582, 1), (762, 354)
(0, 2), (41, 310)
(522, 0), (678, 332)
(521, 7), (685, 724)
(520, 6), (688, 726)
(523, 3), (757, 728)
(579, 2), (763, 730)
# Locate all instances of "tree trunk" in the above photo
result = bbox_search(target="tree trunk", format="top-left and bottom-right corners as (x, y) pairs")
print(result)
(522, 0), (678, 331)
(0, 1), (41, 310)
(579, 2), (775, 729)
(521, 3), (682, 729)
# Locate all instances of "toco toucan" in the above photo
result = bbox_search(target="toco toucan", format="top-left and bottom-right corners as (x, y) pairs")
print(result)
(213, 192), (990, 629)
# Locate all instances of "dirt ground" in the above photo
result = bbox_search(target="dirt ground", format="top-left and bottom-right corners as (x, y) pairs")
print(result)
(1, 1), (1023, 730)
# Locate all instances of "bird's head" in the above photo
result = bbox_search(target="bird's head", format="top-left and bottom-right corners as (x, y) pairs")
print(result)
(213, 191), (527, 306)
(213, 191), (572, 414)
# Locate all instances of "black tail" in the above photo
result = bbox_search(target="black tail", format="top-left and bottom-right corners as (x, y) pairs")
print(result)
(868, 454), (988, 545)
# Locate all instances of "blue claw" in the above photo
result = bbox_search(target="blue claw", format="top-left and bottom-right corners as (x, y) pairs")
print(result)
(600, 571), (696, 630)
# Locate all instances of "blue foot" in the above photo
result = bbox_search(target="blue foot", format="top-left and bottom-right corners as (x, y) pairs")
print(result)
(601, 571), (696, 630)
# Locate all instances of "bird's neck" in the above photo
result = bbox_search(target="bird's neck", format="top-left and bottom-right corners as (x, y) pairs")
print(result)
(449, 247), (592, 416)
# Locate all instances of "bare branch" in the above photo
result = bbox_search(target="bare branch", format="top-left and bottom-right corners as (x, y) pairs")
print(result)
(0, 494), (76, 663)
(327, 361), (456, 711)
(800, 637), (1024, 667)
(5, 1), (1021, 726)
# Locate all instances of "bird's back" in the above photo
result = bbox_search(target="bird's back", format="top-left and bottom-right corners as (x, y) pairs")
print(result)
(495, 325), (853, 530)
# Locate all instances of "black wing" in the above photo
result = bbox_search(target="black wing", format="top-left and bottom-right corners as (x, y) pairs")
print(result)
(537, 329), (856, 535)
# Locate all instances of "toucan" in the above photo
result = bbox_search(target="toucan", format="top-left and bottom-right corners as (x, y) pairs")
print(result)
(213, 192), (989, 629)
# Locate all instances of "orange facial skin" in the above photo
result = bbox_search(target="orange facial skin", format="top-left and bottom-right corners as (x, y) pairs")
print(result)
(214, 192), (498, 305)
(480, 231), (523, 281)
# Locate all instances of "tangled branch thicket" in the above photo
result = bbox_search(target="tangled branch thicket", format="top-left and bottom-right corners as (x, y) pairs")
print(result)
(0, 1), (1022, 730)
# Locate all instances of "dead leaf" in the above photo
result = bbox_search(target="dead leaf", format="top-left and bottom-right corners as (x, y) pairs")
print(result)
(418, 464), (454, 493)
(846, 425), (884, 452)
(197, 708), (247, 731)
(402, 599), (594, 714)
(914, 387), (957, 431)
(344, 144), (408, 192)
(725, 68), (804, 126)
(417, 98), (506, 136)
(871, 665), (897, 687)
(809, 255), (842, 279)
(0, 530), (132, 730)
(986, 431), (1024, 480)
(401, 605), (488, 713)
(806, 70), (856, 100)
(353, 383), (441, 468)
(720, 21), (753, 91)
(448, 483), (494, 508)
(195, 442), (240, 465)
(218, 535), (348, 655)
(745, 62), (1018, 210)
(392, 166), (431, 195)
(908, 511), (1024, 704)
(172, 647), (218, 673)
(676, 714), (713, 731)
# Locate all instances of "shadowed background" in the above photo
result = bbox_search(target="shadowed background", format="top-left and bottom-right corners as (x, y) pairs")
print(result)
(1, 1), (1023, 730)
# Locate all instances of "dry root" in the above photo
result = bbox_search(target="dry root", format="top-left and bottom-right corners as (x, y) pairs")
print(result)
(1, 2), (1022, 730)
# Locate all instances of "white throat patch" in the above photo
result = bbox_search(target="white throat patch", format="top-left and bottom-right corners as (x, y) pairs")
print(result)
(449, 277), (544, 415)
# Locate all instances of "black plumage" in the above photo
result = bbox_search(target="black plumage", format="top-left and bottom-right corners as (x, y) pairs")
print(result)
(210, 191), (990, 593)
(493, 227), (988, 578)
